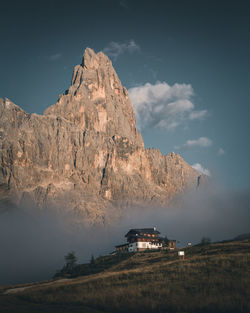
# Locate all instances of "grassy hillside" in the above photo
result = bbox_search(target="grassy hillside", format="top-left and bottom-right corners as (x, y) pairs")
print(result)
(0, 240), (249, 313)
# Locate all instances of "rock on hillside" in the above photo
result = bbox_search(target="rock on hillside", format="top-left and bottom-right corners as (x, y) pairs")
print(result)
(0, 48), (200, 224)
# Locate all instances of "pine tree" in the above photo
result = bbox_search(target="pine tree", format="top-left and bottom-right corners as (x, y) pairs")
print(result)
(64, 251), (77, 271)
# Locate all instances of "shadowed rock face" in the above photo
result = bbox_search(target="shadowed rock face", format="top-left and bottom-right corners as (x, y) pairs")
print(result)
(0, 48), (199, 224)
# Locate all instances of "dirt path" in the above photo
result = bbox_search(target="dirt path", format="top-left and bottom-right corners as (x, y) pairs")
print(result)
(4, 278), (73, 295)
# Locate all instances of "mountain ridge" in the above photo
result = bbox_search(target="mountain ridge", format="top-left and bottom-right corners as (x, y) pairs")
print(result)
(0, 48), (200, 224)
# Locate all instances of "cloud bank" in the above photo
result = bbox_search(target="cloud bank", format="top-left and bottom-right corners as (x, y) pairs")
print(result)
(128, 81), (207, 131)
(103, 40), (140, 60)
(1, 184), (250, 285)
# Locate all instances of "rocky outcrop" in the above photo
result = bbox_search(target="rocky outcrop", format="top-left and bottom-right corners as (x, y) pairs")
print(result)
(0, 48), (200, 224)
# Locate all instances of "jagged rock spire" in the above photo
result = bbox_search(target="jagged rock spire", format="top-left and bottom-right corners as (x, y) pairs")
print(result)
(0, 48), (200, 225)
(44, 48), (143, 147)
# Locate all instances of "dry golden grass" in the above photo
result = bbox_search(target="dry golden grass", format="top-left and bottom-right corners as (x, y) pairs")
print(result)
(1, 240), (250, 313)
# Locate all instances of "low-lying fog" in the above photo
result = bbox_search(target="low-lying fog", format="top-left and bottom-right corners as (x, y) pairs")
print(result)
(0, 184), (249, 285)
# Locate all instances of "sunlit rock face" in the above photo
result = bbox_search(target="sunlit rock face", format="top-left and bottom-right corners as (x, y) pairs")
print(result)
(0, 48), (199, 224)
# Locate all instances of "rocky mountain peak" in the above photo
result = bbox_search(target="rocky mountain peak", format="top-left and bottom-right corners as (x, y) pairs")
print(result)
(0, 48), (200, 225)
(44, 48), (143, 147)
(81, 47), (110, 70)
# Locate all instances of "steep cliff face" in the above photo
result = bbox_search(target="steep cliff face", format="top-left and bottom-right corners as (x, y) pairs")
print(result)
(44, 48), (143, 147)
(0, 48), (199, 224)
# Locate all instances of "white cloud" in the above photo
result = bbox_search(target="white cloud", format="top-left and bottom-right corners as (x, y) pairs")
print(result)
(192, 163), (211, 176)
(175, 137), (212, 150)
(103, 40), (140, 60)
(218, 148), (225, 155)
(184, 137), (213, 148)
(49, 53), (62, 61)
(128, 81), (207, 131)
(189, 110), (208, 120)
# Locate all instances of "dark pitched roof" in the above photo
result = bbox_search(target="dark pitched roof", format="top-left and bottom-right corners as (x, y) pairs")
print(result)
(125, 228), (160, 237)
(115, 243), (129, 248)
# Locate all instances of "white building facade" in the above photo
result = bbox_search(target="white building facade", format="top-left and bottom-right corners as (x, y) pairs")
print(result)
(128, 240), (162, 252)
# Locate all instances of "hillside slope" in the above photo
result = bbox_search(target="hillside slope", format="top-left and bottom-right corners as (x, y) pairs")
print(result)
(1, 240), (249, 313)
(0, 48), (199, 224)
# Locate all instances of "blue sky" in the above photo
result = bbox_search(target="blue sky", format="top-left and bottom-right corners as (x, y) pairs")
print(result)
(1, 0), (250, 188)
